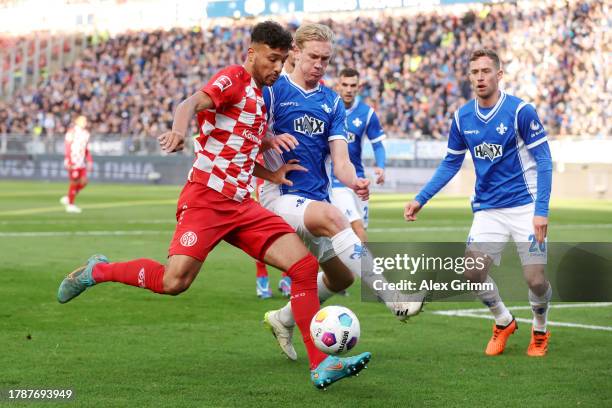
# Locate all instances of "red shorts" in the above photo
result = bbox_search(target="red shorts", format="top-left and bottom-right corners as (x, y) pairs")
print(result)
(168, 181), (295, 262)
(68, 168), (87, 181)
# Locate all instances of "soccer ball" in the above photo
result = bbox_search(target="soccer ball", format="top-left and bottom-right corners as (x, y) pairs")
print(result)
(310, 305), (360, 355)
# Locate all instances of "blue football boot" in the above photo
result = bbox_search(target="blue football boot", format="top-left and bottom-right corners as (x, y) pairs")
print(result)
(256, 276), (273, 299)
(311, 352), (372, 390)
(57, 254), (109, 304)
(278, 276), (291, 298)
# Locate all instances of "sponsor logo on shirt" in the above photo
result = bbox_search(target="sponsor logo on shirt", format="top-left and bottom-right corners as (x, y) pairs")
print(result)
(280, 101), (299, 107)
(212, 75), (232, 92)
(346, 132), (356, 143)
(464, 129), (480, 135)
(294, 114), (325, 136)
(474, 142), (503, 161)
(242, 129), (261, 144)
(529, 120), (545, 138)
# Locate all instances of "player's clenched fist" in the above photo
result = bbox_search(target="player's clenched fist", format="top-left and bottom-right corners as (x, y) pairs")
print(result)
(158, 131), (185, 153)
(353, 178), (370, 200)
(404, 200), (422, 222)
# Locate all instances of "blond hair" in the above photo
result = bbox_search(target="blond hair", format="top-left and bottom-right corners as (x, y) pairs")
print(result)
(294, 23), (334, 49)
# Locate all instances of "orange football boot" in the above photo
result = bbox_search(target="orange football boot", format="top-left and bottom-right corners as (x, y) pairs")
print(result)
(485, 318), (517, 356)
(527, 329), (550, 357)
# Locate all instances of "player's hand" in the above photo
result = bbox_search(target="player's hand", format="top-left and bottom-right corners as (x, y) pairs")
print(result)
(272, 159), (307, 186)
(266, 133), (299, 154)
(158, 131), (185, 153)
(374, 167), (385, 185)
(63, 159), (70, 170)
(87, 161), (93, 172)
(404, 200), (422, 222)
(353, 178), (370, 200)
(533, 215), (548, 244)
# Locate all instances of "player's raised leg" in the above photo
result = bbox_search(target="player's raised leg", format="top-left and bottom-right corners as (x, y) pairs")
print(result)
(262, 232), (371, 388)
(57, 253), (203, 304)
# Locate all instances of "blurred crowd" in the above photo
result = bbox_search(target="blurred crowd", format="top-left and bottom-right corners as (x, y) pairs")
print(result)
(0, 0), (609, 140)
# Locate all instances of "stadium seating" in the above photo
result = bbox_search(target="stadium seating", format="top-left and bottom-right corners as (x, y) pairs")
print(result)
(0, 0), (608, 139)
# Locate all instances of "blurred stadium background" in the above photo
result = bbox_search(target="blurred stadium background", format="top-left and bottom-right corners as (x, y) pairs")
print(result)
(1, 0), (610, 406)
(0, 0), (609, 196)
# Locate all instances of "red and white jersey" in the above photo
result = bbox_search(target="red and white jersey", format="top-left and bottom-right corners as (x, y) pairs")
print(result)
(64, 126), (91, 169)
(190, 65), (267, 202)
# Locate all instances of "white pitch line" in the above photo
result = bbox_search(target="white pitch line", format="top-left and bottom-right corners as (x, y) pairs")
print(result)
(368, 224), (612, 233)
(0, 230), (166, 237)
(433, 303), (612, 332)
(433, 302), (612, 314)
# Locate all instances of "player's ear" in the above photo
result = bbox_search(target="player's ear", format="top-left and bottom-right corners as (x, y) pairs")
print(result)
(247, 47), (256, 64)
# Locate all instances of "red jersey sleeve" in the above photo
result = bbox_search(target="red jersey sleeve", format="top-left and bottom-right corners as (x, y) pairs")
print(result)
(201, 65), (245, 109)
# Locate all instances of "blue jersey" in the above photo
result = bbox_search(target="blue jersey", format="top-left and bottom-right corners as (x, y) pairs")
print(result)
(416, 91), (552, 214)
(262, 75), (347, 201)
(331, 99), (386, 188)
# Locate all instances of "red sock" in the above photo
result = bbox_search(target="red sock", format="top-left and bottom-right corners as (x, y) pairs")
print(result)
(92, 258), (165, 294)
(286, 254), (327, 369)
(68, 184), (77, 204)
(256, 261), (268, 278)
(75, 183), (86, 194)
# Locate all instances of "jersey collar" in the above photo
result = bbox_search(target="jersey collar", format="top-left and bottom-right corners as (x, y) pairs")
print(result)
(474, 90), (506, 123)
(285, 74), (321, 97)
(345, 98), (359, 115)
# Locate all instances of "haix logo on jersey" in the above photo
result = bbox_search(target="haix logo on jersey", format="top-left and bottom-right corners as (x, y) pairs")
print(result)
(352, 117), (363, 128)
(496, 122), (508, 135)
(294, 114), (325, 136)
(474, 142), (503, 161)
(346, 132), (356, 143)
(213, 75), (232, 92)
(321, 103), (332, 113)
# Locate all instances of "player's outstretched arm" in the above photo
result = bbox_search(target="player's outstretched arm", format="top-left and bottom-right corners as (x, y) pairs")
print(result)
(159, 91), (214, 153)
(330, 139), (370, 200)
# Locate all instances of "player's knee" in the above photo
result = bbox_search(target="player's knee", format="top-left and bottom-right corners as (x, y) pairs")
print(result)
(526, 276), (548, 293)
(322, 207), (349, 235)
(163, 276), (191, 295)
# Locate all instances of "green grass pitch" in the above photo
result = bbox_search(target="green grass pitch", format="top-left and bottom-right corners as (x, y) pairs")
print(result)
(1, 180), (611, 407)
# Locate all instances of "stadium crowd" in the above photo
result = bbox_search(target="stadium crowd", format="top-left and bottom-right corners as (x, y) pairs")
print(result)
(0, 0), (608, 139)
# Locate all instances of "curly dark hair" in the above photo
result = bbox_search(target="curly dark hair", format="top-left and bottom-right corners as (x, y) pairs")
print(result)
(251, 21), (293, 50)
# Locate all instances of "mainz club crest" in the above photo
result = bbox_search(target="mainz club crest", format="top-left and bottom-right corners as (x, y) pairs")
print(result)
(180, 231), (198, 247)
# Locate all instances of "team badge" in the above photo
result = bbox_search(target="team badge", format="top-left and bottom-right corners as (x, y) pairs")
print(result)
(180, 231), (198, 247)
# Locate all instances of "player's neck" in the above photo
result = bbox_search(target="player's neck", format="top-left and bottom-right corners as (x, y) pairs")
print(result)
(289, 71), (317, 91)
(242, 63), (262, 89)
(477, 90), (501, 109)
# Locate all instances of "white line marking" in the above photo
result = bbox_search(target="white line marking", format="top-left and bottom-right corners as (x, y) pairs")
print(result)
(0, 231), (166, 237)
(368, 224), (612, 233)
(433, 303), (612, 332)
